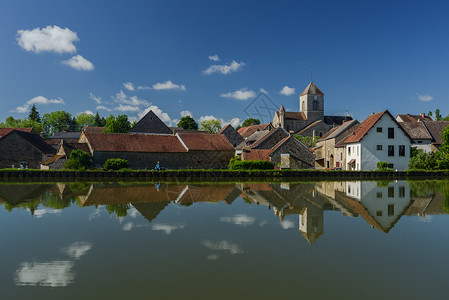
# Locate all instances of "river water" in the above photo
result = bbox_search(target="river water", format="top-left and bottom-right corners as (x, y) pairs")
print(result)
(0, 180), (448, 299)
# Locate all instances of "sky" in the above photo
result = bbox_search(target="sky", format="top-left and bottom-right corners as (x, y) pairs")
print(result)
(1, 0), (449, 127)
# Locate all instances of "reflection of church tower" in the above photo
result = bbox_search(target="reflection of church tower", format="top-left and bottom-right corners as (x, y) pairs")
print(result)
(299, 81), (324, 123)
(299, 206), (324, 244)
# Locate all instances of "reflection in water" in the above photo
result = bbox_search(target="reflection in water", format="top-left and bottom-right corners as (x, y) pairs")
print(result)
(1, 180), (449, 245)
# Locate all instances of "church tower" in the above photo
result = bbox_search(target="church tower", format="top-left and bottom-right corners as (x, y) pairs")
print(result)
(299, 81), (324, 123)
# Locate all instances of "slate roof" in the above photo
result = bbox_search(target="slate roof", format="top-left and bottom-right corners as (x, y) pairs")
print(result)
(83, 132), (187, 152)
(13, 131), (57, 154)
(324, 115), (352, 125)
(249, 127), (289, 149)
(59, 142), (91, 157)
(218, 124), (244, 147)
(0, 127), (33, 138)
(177, 133), (235, 151)
(300, 81), (324, 96)
(130, 110), (172, 134)
(237, 123), (273, 138)
(320, 120), (359, 140)
(296, 120), (323, 135)
(398, 122), (432, 141)
(49, 131), (82, 140)
(422, 121), (449, 145)
(397, 114), (433, 122)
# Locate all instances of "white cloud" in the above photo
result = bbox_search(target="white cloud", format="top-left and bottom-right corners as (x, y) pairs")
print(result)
(89, 92), (102, 104)
(152, 80), (186, 91)
(199, 115), (241, 129)
(137, 85), (151, 90)
(220, 88), (255, 100)
(123, 222), (133, 231)
(418, 94), (433, 102)
(202, 240), (244, 255)
(15, 261), (75, 287)
(280, 220), (295, 230)
(32, 208), (63, 218)
(180, 110), (193, 118)
(61, 242), (92, 260)
(138, 105), (173, 125)
(203, 61), (245, 75)
(152, 223), (185, 235)
(116, 104), (140, 112)
(280, 86), (295, 96)
(82, 110), (94, 115)
(96, 105), (111, 112)
(259, 220), (268, 227)
(207, 254), (219, 260)
(14, 95), (65, 113)
(113, 90), (149, 106)
(17, 25), (79, 54)
(220, 214), (255, 227)
(208, 54), (220, 61)
(260, 88), (268, 94)
(62, 55), (94, 71)
(123, 82), (135, 91)
(199, 115), (218, 122)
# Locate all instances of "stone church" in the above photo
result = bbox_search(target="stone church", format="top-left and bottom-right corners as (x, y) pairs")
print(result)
(273, 81), (351, 137)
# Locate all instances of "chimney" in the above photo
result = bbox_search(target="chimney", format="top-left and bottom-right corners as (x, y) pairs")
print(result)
(420, 113), (425, 118)
(289, 130), (294, 136)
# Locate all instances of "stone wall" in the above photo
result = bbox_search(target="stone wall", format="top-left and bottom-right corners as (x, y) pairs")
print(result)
(252, 129), (289, 149)
(270, 137), (315, 169)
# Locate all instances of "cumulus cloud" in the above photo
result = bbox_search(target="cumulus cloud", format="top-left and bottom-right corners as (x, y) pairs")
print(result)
(199, 115), (241, 128)
(220, 88), (255, 100)
(62, 55), (94, 71)
(61, 242), (92, 260)
(96, 105), (111, 112)
(280, 220), (295, 230)
(152, 80), (186, 91)
(89, 92), (102, 104)
(123, 82), (135, 91)
(152, 223), (185, 235)
(17, 25), (79, 54)
(15, 261), (75, 287)
(418, 94), (433, 102)
(208, 54), (220, 61)
(14, 96), (64, 113)
(220, 214), (255, 227)
(116, 104), (141, 112)
(280, 86), (295, 96)
(137, 85), (151, 90)
(112, 90), (150, 111)
(202, 240), (244, 255)
(203, 61), (245, 75)
(260, 88), (268, 94)
(180, 110), (193, 117)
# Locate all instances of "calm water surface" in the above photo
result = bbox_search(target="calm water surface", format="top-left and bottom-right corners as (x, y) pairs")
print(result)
(0, 180), (448, 299)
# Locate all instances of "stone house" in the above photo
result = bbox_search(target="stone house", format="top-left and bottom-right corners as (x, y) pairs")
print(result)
(343, 110), (412, 171)
(40, 140), (91, 169)
(314, 119), (360, 169)
(237, 123), (274, 138)
(218, 124), (244, 147)
(0, 129), (56, 169)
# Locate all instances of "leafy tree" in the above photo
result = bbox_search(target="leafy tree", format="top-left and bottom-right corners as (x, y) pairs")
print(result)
(200, 119), (221, 134)
(228, 156), (274, 170)
(241, 118), (261, 128)
(103, 114), (131, 133)
(42, 111), (74, 136)
(177, 116), (198, 130)
(0, 116), (43, 134)
(103, 158), (130, 170)
(294, 135), (317, 148)
(28, 105), (41, 123)
(408, 149), (436, 170)
(94, 112), (106, 127)
(105, 204), (130, 218)
(377, 161), (389, 171)
(76, 113), (96, 128)
(435, 109), (442, 121)
(428, 111), (433, 117)
(63, 150), (92, 170)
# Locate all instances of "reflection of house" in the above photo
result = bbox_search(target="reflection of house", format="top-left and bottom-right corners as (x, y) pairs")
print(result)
(344, 181), (412, 233)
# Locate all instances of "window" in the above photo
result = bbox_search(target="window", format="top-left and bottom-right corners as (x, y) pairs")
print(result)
(388, 127), (394, 139)
(377, 211), (383, 216)
(357, 146), (359, 155)
(388, 145), (394, 156)
(377, 192), (382, 198)
(348, 147), (351, 155)
(388, 186), (394, 198)
(341, 153), (343, 160)
(399, 145), (405, 156)
(377, 145), (383, 151)
(312, 100), (318, 110)
(418, 141), (422, 144)
(388, 204), (395, 216)
(388, 163), (394, 169)
(399, 186), (405, 198)
(377, 127), (383, 132)
(348, 185), (351, 193)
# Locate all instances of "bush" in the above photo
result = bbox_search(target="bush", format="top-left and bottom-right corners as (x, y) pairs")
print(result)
(408, 149), (436, 170)
(377, 161), (389, 171)
(228, 157), (274, 170)
(103, 158), (130, 171)
(64, 150), (92, 170)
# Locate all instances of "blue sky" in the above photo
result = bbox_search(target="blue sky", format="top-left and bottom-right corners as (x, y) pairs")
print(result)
(1, 0), (449, 126)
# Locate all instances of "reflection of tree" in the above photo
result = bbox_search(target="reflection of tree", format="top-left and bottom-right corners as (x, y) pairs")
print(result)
(105, 204), (130, 218)
(42, 192), (73, 209)
(408, 180), (449, 213)
(69, 182), (91, 193)
(3, 200), (40, 215)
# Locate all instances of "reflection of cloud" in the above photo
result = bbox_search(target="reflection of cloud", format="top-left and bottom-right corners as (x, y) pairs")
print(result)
(220, 214), (255, 227)
(15, 261), (75, 287)
(280, 220), (295, 229)
(152, 223), (185, 235)
(62, 242), (92, 260)
(88, 208), (101, 221)
(259, 220), (268, 227)
(203, 240), (244, 254)
(418, 215), (433, 223)
(123, 222), (133, 231)
(32, 208), (63, 218)
(128, 207), (139, 218)
(207, 254), (219, 260)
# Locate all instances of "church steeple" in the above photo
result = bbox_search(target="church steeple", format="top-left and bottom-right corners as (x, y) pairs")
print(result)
(300, 81), (324, 96)
(299, 81), (324, 123)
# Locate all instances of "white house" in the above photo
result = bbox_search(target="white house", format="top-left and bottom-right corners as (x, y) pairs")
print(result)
(343, 110), (412, 170)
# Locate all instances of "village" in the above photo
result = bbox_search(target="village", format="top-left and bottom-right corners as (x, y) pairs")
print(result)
(1, 81), (448, 172)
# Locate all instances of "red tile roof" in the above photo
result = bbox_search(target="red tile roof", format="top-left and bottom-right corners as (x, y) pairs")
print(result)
(178, 133), (235, 151)
(397, 114), (433, 122)
(237, 123), (272, 138)
(242, 149), (273, 161)
(0, 127), (33, 139)
(83, 132), (188, 153)
(82, 126), (106, 133)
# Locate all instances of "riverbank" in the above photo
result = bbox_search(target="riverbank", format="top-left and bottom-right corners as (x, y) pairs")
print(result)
(1, 169), (448, 182)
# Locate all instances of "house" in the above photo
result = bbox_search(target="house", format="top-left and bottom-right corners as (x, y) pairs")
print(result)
(314, 119), (360, 169)
(420, 121), (449, 150)
(218, 124), (244, 147)
(237, 123), (274, 138)
(396, 113), (433, 123)
(40, 140), (91, 169)
(343, 110), (412, 170)
(129, 110), (173, 134)
(79, 131), (234, 169)
(272, 81), (351, 136)
(48, 130), (82, 142)
(0, 129), (56, 169)
(397, 122), (433, 153)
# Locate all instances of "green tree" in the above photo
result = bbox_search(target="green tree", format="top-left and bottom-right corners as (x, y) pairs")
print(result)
(76, 113), (96, 128)
(177, 116), (198, 130)
(103, 114), (131, 133)
(42, 111), (74, 136)
(408, 149), (436, 170)
(63, 150), (92, 170)
(28, 105), (41, 123)
(105, 204), (130, 218)
(428, 111), (433, 117)
(103, 158), (130, 170)
(294, 135), (317, 148)
(94, 112), (106, 127)
(241, 118), (260, 128)
(0, 116), (43, 134)
(200, 119), (221, 134)
(435, 109), (442, 121)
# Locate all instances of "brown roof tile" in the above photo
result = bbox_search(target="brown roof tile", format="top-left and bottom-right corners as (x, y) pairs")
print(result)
(237, 123), (273, 138)
(300, 81), (324, 96)
(284, 111), (307, 120)
(398, 122), (432, 140)
(242, 149), (273, 161)
(397, 114), (433, 122)
(422, 121), (449, 145)
(82, 126), (106, 133)
(84, 132), (187, 153)
(0, 127), (33, 138)
(178, 133), (235, 151)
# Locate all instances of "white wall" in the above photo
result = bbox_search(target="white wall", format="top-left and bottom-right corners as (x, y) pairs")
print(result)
(346, 143), (361, 170)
